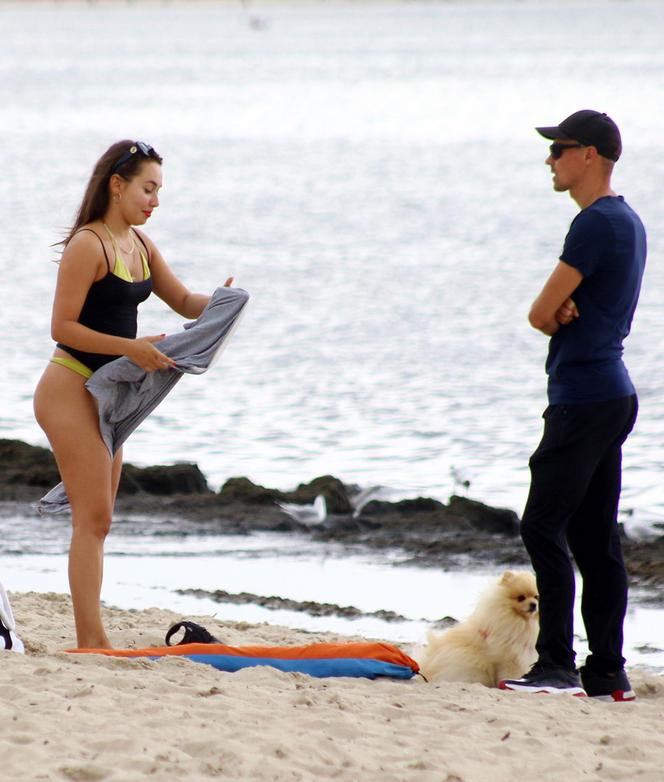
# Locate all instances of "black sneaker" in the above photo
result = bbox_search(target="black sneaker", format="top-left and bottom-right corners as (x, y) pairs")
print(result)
(499, 662), (587, 696)
(579, 666), (635, 702)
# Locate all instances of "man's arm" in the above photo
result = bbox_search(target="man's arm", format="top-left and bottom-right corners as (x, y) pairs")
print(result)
(528, 261), (583, 336)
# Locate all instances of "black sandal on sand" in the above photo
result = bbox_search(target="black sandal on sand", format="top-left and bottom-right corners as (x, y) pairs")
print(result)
(165, 621), (223, 646)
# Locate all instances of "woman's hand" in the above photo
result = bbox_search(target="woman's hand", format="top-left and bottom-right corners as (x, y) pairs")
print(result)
(126, 335), (177, 372)
(224, 277), (234, 287)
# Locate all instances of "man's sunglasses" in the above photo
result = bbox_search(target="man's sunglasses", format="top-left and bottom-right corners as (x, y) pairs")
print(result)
(111, 141), (155, 175)
(549, 142), (585, 160)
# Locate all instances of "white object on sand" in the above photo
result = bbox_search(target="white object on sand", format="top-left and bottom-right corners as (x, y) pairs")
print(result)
(0, 581), (24, 653)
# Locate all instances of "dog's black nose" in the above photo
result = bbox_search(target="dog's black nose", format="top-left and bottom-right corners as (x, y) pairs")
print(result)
(528, 603), (538, 613)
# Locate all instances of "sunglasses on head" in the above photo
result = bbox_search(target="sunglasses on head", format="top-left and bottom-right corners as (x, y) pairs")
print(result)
(549, 142), (586, 160)
(111, 141), (155, 175)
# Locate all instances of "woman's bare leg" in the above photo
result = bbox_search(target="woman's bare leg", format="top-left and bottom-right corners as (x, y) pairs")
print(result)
(111, 446), (123, 505)
(34, 363), (117, 649)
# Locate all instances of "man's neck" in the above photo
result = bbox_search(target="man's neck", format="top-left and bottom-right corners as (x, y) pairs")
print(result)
(570, 179), (616, 210)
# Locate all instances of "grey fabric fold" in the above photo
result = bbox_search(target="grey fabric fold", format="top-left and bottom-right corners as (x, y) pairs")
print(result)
(39, 285), (249, 515)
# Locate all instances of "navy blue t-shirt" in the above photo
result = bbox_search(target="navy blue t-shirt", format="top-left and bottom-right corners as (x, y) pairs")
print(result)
(546, 195), (646, 404)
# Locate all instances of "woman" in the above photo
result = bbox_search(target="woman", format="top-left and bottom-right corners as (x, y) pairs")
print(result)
(34, 140), (232, 649)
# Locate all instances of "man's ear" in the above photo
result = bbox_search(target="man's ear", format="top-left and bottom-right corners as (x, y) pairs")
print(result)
(584, 146), (600, 164)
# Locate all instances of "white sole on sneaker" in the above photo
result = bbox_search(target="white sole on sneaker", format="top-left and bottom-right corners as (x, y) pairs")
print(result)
(500, 683), (587, 696)
(589, 690), (636, 702)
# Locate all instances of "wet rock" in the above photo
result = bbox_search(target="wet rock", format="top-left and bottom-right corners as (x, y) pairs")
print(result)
(623, 537), (664, 599)
(357, 494), (518, 537)
(177, 588), (410, 622)
(217, 477), (286, 505)
(285, 475), (353, 515)
(0, 439), (210, 500)
(0, 439), (60, 490)
(120, 463), (211, 496)
(4, 437), (664, 604)
(362, 497), (444, 516)
(445, 495), (520, 536)
(429, 616), (459, 630)
(217, 474), (353, 515)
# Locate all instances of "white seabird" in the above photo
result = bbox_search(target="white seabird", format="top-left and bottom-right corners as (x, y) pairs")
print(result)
(450, 465), (473, 495)
(349, 485), (392, 518)
(275, 494), (328, 526)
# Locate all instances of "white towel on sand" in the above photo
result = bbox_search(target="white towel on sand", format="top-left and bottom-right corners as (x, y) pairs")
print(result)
(0, 581), (25, 653)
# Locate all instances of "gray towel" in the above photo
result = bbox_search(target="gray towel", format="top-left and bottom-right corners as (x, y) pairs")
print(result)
(39, 285), (249, 514)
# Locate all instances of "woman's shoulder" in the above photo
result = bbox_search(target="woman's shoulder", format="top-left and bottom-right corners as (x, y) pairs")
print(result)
(67, 223), (106, 249)
(62, 223), (110, 269)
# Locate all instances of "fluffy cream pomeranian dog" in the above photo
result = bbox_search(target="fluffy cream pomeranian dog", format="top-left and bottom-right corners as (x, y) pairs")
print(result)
(418, 570), (539, 688)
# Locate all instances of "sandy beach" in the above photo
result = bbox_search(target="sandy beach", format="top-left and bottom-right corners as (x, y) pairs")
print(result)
(1, 592), (663, 781)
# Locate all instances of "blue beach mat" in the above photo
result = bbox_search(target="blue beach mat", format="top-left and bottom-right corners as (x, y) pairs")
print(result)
(69, 640), (420, 680)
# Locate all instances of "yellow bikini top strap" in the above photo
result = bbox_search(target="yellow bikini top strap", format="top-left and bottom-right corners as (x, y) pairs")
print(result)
(131, 228), (151, 280)
(102, 223), (123, 257)
(102, 224), (150, 281)
(137, 243), (150, 279)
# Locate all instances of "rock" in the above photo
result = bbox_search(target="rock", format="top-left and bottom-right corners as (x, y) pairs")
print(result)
(285, 475), (353, 515)
(176, 588), (410, 622)
(445, 495), (520, 536)
(357, 494), (518, 536)
(120, 463), (211, 496)
(217, 477), (286, 505)
(623, 537), (664, 596)
(4, 435), (664, 598)
(0, 440), (211, 499)
(0, 439), (60, 488)
(362, 497), (445, 516)
(217, 474), (353, 515)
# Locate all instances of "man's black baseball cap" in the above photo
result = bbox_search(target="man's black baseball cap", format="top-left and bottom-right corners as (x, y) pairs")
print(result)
(536, 110), (622, 161)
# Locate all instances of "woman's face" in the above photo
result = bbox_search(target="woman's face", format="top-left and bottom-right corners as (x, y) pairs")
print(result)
(116, 160), (162, 225)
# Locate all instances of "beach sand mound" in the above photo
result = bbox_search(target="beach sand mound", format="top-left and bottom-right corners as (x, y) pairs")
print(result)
(1, 593), (663, 782)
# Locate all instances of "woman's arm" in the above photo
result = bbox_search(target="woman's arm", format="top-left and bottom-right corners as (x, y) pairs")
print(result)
(139, 232), (233, 319)
(51, 231), (175, 372)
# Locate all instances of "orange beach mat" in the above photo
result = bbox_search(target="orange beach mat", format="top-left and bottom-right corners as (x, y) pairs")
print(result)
(68, 641), (420, 680)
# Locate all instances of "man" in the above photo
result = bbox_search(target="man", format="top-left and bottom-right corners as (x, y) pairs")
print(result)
(500, 110), (646, 700)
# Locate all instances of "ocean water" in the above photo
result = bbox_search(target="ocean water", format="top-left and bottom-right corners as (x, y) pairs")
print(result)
(1, 1), (664, 658)
(2, 0), (664, 518)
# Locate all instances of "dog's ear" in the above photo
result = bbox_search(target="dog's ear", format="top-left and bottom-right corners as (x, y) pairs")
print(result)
(499, 570), (515, 585)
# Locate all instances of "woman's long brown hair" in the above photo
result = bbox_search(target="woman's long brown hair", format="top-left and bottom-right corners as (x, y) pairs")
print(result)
(59, 140), (162, 249)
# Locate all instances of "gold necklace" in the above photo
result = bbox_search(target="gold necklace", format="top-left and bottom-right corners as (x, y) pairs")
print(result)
(103, 223), (135, 255)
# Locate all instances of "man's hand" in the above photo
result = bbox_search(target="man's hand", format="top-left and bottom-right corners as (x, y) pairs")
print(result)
(529, 261), (583, 335)
(555, 297), (580, 326)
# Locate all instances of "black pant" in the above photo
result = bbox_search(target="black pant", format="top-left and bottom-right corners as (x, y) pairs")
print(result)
(521, 394), (638, 672)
